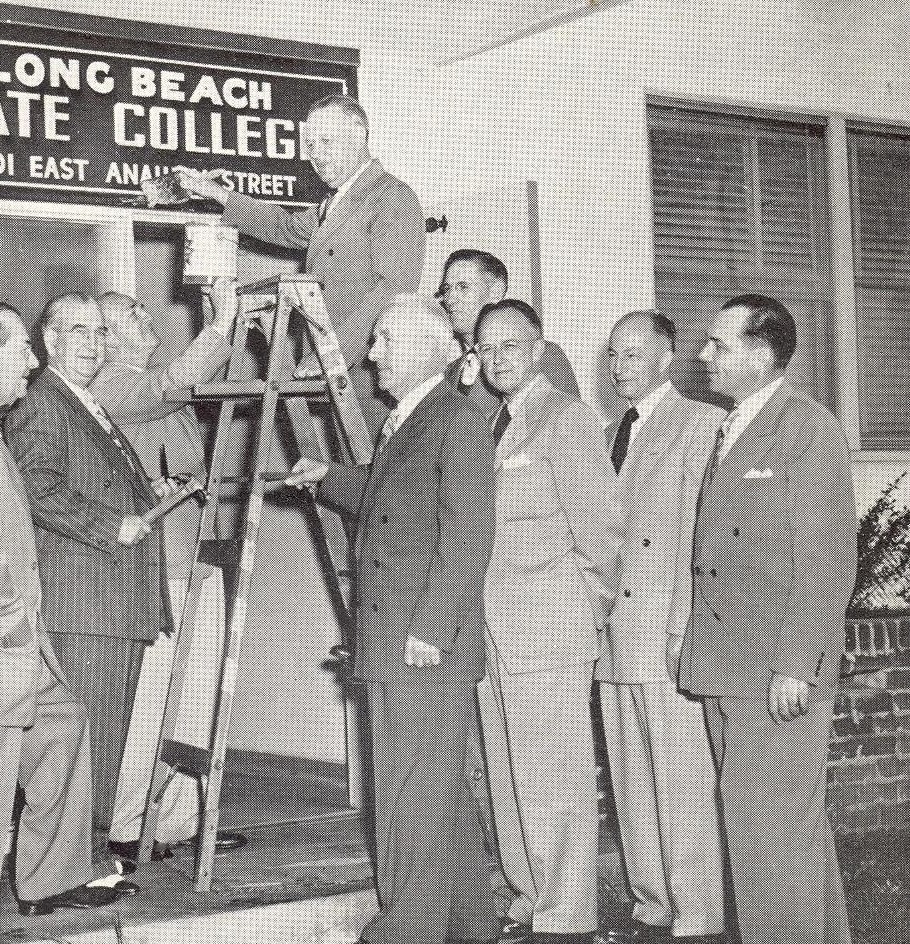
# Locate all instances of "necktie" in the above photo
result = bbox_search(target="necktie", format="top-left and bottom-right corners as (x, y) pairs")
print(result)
(375, 413), (397, 455)
(701, 421), (728, 494)
(492, 404), (512, 446)
(610, 405), (639, 473)
(317, 196), (331, 226)
(86, 398), (137, 472)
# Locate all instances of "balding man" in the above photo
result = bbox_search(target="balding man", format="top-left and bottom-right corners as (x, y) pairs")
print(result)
(598, 312), (726, 943)
(287, 296), (499, 944)
(90, 287), (244, 863)
(0, 303), (119, 916)
(5, 295), (171, 843)
(179, 94), (426, 436)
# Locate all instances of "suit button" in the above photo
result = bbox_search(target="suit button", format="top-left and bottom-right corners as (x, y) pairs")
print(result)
(713, 610), (721, 620)
(381, 515), (389, 524)
(623, 589), (631, 598)
(104, 479), (113, 487)
(326, 248), (334, 256)
(694, 566), (701, 575)
(710, 568), (717, 578)
(732, 527), (740, 537)
(642, 538), (651, 547)
(373, 559), (381, 568)
(371, 603), (379, 613)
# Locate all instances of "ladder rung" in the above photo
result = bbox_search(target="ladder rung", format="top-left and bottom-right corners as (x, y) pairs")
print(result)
(193, 379), (327, 399)
(238, 275), (322, 295)
(160, 739), (212, 776)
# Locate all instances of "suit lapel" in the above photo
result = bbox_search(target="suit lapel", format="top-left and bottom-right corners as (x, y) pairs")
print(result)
(43, 371), (152, 504)
(623, 387), (686, 480)
(495, 374), (558, 468)
(311, 160), (386, 249)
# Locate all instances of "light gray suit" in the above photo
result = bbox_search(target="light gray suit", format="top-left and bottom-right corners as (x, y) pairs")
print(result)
(478, 373), (618, 935)
(597, 386), (726, 937)
(0, 440), (98, 903)
(680, 380), (858, 944)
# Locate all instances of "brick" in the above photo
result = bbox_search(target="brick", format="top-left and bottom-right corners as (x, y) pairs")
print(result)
(827, 783), (865, 808)
(856, 690), (893, 714)
(879, 799), (910, 831)
(827, 759), (878, 784)
(893, 692), (910, 712)
(886, 669), (910, 690)
(832, 716), (859, 738)
(877, 780), (910, 805)
(859, 735), (898, 757)
(831, 805), (881, 834)
(878, 755), (910, 778)
(897, 733), (910, 754)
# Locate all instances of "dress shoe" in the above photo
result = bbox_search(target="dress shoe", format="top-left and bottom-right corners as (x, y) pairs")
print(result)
(499, 920), (532, 943)
(181, 829), (247, 852)
(534, 934), (595, 944)
(597, 920), (667, 942)
(18, 883), (119, 915)
(112, 879), (141, 897)
(108, 838), (172, 862)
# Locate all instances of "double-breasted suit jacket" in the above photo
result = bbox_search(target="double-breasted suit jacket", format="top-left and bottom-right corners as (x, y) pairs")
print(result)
(598, 387), (726, 683)
(5, 368), (171, 646)
(484, 374), (618, 674)
(222, 160), (426, 433)
(317, 378), (495, 683)
(680, 380), (858, 699)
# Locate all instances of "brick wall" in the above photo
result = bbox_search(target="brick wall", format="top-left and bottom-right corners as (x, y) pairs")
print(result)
(829, 618), (910, 833)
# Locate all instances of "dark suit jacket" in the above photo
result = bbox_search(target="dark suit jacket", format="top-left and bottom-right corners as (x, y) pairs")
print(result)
(222, 159), (425, 372)
(443, 339), (580, 419)
(5, 369), (172, 644)
(317, 379), (495, 683)
(680, 381), (858, 699)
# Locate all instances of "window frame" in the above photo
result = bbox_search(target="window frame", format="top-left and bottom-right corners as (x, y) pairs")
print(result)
(647, 95), (910, 457)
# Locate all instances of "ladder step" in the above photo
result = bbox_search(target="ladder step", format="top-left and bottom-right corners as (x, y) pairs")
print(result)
(160, 739), (213, 777)
(193, 379), (328, 399)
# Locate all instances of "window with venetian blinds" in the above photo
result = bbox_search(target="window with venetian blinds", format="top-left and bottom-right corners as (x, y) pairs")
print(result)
(648, 103), (837, 411)
(849, 127), (910, 451)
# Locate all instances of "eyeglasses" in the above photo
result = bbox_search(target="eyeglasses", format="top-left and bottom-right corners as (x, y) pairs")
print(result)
(476, 338), (536, 360)
(58, 324), (109, 342)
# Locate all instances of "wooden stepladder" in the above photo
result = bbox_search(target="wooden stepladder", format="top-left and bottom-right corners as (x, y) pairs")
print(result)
(138, 277), (372, 892)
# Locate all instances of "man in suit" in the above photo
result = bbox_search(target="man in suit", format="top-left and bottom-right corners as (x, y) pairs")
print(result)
(179, 94), (426, 437)
(679, 294), (857, 944)
(90, 287), (244, 863)
(0, 303), (122, 916)
(287, 295), (499, 944)
(5, 295), (172, 845)
(437, 250), (579, 413)
(475, 299), (618, 944)
(597, 311), (726, 943)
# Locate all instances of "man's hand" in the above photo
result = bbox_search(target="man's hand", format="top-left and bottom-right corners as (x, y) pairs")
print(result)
(118, 515), (152, 546)
(150, 476), (183, 500)
(769, 673), (811, 723)
(666, 634), (683, 684)
(201, 278), (239, 335)
(293, 353), (323, 379)
(285, 457), (329, 489)
(405, 635), (441, 668)
(174, 168), (230, 205)
(460, 351), (481, 387)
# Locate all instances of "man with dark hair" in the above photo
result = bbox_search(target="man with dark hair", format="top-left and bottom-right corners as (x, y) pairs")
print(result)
(178, 94), (426, 436)
(475, 299), (618, 944)
(0, 303), (120, 916)
(680, 294), (857, 944)
(5, 295), (171, 855)
(599, 311), (726, 942)
(438, 251), (579, 414)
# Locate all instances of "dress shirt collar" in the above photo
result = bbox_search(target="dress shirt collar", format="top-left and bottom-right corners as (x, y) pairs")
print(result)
(50, 366), (105, 414)
(502, 371), (543, 418)
(626, 380), (673, 446)
(387, 373), (444, 435)
(719, 375), (785, 461)
(326, 158), (374, 216)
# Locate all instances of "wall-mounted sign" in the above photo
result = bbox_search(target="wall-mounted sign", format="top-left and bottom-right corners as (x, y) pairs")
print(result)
(0, 6), (358, 207)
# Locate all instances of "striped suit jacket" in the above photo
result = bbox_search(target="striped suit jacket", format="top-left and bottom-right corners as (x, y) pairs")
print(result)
(4, 369), (172, 644)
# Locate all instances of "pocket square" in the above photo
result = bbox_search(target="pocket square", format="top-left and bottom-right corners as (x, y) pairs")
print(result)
(502, 453), (532, 470)
(744, 468), (774, 478)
